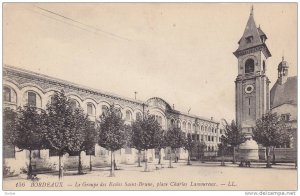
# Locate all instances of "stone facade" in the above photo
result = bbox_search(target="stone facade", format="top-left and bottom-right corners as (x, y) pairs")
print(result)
(3, 65), (221, 173)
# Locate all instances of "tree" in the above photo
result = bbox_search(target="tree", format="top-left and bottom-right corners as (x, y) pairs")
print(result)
(98, 105), (127, 177)
(11, 106), (47, 179)
(132, 113), (161, 171)
(253, 112), (291, 168)
(183, 133), (193, 165)
(44, 90), (85, 179)
(195, 140), (206, 162)
(155, 129), (166, 165)
(218, 136), (228, 166)
(83, 121), (98, 172)
(67, 111), (96, 174)
(222, 120), (245, 164)
(165, 127), (185, 168)
(3, 108), (17, 147)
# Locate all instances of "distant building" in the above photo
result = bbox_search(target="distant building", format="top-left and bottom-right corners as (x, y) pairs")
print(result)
(270, 58), (297, 150)
(3, 65), (221, 173)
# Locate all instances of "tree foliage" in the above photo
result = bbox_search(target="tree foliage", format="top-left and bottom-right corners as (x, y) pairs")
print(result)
(222, 120), (245, 147)
(165, 127), (185, 150)
(3, 108), (17, 146)
(98, 105), (127, 152)
(131, 113), (162, 151)
(45, 91), (85, 155)
(253, 112), (292, 147)
(12, 106), (47, 151)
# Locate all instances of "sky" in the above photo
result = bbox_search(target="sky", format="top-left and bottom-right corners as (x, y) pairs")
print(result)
(3, 3), (297, 122)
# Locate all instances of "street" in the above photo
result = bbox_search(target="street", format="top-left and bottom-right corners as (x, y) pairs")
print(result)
(3, 160), (297, 191)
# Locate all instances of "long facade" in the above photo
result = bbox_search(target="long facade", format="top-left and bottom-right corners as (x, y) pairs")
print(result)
(3, 65), (222, 173)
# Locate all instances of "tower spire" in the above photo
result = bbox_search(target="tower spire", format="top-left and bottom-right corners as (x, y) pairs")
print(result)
(250, 5), (254, 16)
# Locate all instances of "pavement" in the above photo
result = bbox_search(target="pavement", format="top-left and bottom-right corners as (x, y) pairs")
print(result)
(3, 160), (297, 191)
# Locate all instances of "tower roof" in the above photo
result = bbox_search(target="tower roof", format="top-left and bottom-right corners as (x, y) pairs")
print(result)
(270, 76), (297, 109)
(234, 7), (271, 58)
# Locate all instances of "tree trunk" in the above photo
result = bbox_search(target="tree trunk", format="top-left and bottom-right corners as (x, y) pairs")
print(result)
(144, 149), (148, 172)
(272, 146), (276, 165)
(233, 146), (236, 164)
(221, 147), (225, 166)
(158, 149), (161, 165)
(168, 149), (172, 168)
(137, 150), (141, 167)
(266, 147), (272, 168)
(113, 152), (117, 170)
(109, 151), (115, 177)
(27, 150), (33, 179)
(78, 152), (83, 174)
(174, 149), (177, 163)
(58, 154), (63, 180)
(187, 150), (191, 165)
(89, 155), (92, 171)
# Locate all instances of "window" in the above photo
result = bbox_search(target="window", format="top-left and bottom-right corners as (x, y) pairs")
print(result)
(69, 98), (79, 109)
(49, 149), (59, 157)
(249, 108), (251, 115)
(32, 150), (41, 159)
(86, 146), (95, 156)
(245, 36), (253, 43)
(3, 87), (11, 102)
(188, 123), (191, 131)
(171, 119), (175, 128)
(102, 105), (109, 116)
(3, 144), (15, 158)
(263, 61), (266, 73)
(116, 108), (122, 118)
(177, 121), (181, 128)
(136, 112), (142, 121)
(126, 110), (132, 121)
(183, 122), (186, 130)
(87, 103), (95, 116)
(208, 136), (210, 141)
(28, 92), (37, 107)
(245, 59), (255, 74)
(281, 114), (291, 121)
(158, 116), (162, 125)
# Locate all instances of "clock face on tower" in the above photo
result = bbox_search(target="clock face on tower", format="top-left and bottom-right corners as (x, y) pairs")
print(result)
(245, 84), (254, 94)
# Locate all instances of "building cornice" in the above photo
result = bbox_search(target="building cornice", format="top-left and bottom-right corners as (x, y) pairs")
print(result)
(3, 64), (146, 107)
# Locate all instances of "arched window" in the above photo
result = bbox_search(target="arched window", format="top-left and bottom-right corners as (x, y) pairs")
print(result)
(171, 119), (175, 128)
(87, 103), (95, 116)
(177, 121), (181, 128)
(136, 112), (142, 121)
(3, 86), (16, 103)
(159, 116), (162, 125)
(102, 105), (109, 116)
(25, 91), (41, 108)
(245, 59), (255, 74)
(115, 108), (122, 118)
(125, 110), (132, 121)
(188, 123), (191, 131)
(182, 122), (186, 130)
(69, 98), (79, 109)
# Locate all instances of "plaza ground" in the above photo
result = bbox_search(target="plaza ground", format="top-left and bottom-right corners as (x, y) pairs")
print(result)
(3, 160), (297, 191)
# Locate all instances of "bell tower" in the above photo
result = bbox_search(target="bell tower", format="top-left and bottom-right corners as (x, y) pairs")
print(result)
(233, 7), (271, 136)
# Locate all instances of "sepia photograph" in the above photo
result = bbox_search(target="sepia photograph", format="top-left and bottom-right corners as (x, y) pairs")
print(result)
(2, 2), (298, 192)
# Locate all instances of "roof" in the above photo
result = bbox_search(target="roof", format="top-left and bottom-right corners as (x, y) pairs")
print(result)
(234, 12), (271, 58)
(270, 76), (297, 109)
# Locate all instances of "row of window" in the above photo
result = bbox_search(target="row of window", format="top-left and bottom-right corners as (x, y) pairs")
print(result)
(170, 119), (218, 133)
(4, 87), (143, 121)
(191, 134), (220, 143)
